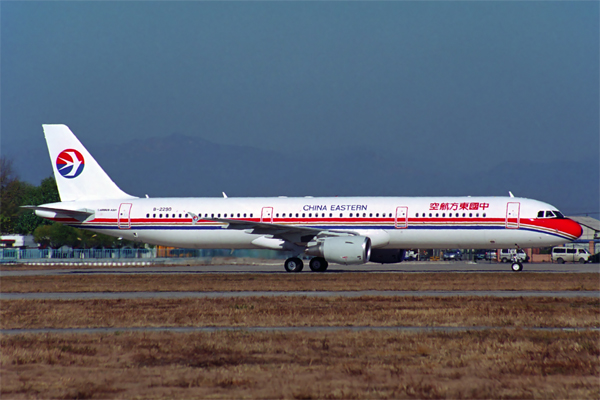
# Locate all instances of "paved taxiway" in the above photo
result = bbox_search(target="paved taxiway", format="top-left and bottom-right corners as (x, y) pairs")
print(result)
(1, 261), (598, 277)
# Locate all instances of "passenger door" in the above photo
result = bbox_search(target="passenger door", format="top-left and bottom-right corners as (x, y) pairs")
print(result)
(505, 202), (520, 229)
(118, 203), (132, 229)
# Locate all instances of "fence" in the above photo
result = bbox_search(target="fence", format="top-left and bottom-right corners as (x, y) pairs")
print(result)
(0, 248), (155, 262)
(0, 248), (289, 263)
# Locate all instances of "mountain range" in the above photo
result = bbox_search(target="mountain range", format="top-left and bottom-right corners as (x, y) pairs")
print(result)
(3, 133), (598, 216)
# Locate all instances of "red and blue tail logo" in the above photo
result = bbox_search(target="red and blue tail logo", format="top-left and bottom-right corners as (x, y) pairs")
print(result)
(56, 149), (85, 179)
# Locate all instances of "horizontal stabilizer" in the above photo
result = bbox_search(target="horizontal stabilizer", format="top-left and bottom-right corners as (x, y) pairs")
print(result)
(21, 205), (95, 222)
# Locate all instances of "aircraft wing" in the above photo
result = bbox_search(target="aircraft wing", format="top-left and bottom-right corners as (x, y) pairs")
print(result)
(188, 212), (356, 244)
(21, 205), (95, 222)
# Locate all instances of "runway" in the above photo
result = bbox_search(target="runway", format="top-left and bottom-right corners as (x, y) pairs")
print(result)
(2, 261), (598, 277)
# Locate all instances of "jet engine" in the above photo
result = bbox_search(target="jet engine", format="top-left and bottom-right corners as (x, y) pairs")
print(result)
(369, 249), (405, 264)
(306, 236), (371, 265)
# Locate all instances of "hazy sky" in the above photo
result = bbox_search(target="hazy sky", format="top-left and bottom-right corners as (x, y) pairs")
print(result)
(2, 1), (598, 174)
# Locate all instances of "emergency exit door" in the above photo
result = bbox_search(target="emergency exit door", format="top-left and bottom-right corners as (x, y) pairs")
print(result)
(395, 206), (408, 229)
(261, 207), (273, 223)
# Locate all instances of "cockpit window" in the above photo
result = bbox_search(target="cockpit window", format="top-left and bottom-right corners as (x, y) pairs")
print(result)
(538, 210), (566, 219)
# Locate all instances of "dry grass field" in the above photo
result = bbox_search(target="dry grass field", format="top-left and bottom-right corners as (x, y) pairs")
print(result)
(1, 272), (599, 398)
(1, 330), (598, 399)
(2, 297), (599, 330)
(2, 272), (598, 293)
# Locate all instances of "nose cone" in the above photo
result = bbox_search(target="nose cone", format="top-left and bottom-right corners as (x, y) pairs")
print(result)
(562, 218), (583, 240)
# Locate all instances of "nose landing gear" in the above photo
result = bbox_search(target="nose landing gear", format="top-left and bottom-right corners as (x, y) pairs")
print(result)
(511, 262), (523, 272)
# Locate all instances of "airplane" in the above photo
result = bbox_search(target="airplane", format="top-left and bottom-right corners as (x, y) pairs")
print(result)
(24, 124), (583, 272)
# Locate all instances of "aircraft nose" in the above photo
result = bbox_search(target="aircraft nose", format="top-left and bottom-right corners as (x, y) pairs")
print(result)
(562, 218), (583, 239)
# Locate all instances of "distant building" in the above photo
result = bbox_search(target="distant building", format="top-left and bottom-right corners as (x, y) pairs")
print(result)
(0, 234), (38, 249)
(567, 216), (599, 254)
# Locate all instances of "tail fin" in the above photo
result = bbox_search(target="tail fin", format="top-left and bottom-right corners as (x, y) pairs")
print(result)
(42, 124), (136, 202)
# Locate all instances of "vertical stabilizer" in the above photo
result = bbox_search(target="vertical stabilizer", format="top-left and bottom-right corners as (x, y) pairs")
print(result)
(42, 124), (136, 202)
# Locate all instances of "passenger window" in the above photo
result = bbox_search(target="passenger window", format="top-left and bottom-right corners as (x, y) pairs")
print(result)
(146, 214), (149, 218)
(376, 213), (379, 217)
(211, 214), (214, 218)
(159, 214), (162, 218)
(243, 214), (246, 217)
(436, 213), (439, 218)
(185, 214), (188, 218)
(462, 213), (465, 217)
(302, 213), (306, 218)
(329, 213), (332, 217)
(295, 213), (299, 217)
(476, 213), (479, 217)
(237, 213), (240, 218)
(250, 213), (253, 218)
(442, 213), (445, 217)
(429, 213), (432, 218)
(350, 213), (353, 217)
(482, 213), (486, 217)
(370, 213), (373, 217)
(469, 213), (472, 217)
(339, 213), (343, 217)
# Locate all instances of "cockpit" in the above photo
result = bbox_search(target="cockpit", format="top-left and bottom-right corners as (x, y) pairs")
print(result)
(537, 210), (565, 219)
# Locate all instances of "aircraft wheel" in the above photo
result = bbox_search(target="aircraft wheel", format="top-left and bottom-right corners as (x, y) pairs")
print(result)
(309, 257), (329, 272)
(284, 257), (304, 273)
(511, 262), (523, 272)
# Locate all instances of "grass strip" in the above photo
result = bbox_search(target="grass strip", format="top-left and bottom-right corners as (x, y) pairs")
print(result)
(1, 330), (598, 399)
(2, 296), (598, 330)
(2, 272), (598, 293)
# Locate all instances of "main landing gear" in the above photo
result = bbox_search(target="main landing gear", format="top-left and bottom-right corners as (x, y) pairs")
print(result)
(284, 257), (329, 273)
(309, 257), (328, 272)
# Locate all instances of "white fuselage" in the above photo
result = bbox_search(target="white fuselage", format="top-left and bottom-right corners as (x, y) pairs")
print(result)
(39, 195), (582, 251)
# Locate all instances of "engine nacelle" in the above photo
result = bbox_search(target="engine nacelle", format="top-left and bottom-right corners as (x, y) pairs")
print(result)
(370, 249), (405, 264)
(306, 236), (371, 265)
